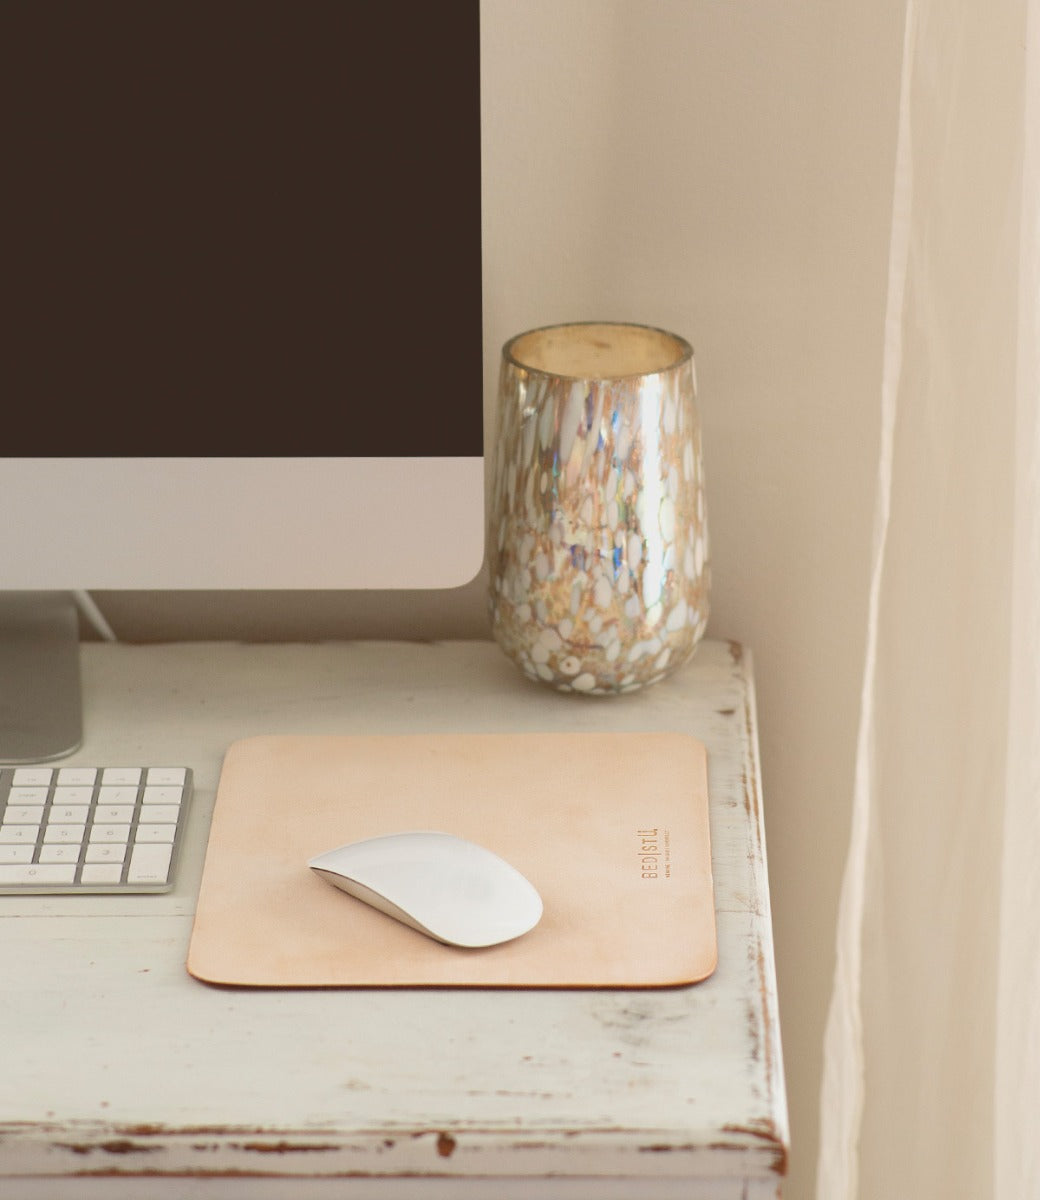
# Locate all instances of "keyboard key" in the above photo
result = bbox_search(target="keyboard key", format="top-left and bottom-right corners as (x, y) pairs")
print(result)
(98, 786), (139, 805)
(81, 864), (123, 885)
(4, 806), (45, 824)
(39, 844), (82, 864)
(0, 863), (75, 885)
(89, 824), (131, 844)
(85, 843), (125, 863)
(147, 767), (186, 786)
(11, 768), (52, 787)
(0, 825), (39, 844)
(56, 767), (98, 786)
(0, 845), (34, 864)
(50, 805), (91, 822)
(138, 804), (181, 824)
(135, 823), (176, 844)
(127, 842), (172, 884)
(53, 786), (94, 806)
(94, 805), (135, 824)
(142, 786), (183, 806)
(7, 787), (50, 805)
(102, 768), (142, 786)
(43, 824), (86, 844)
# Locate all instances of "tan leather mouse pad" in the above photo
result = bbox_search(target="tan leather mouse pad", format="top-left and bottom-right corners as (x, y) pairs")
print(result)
(187, 733), (716, 988)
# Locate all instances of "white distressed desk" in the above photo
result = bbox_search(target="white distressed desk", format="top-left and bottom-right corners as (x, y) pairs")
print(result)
(0, 638), (787, 1199)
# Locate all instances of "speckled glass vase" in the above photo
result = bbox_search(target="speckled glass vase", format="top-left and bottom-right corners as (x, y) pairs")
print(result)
(488, 321), (709, 694)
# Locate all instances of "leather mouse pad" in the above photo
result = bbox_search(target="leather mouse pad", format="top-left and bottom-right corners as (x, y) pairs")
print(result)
(186, 732), (716, 988)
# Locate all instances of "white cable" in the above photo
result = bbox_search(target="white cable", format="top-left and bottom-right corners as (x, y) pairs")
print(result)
(72, 590), (118, 642)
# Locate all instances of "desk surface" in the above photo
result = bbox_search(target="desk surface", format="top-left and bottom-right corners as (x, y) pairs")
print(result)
(0, 638), (787, 1200)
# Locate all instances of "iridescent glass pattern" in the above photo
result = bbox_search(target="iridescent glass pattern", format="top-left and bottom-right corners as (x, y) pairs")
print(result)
(488, 323), (709, 693)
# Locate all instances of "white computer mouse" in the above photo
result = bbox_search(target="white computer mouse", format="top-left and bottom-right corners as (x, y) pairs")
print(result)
(307, 831), (543, 948)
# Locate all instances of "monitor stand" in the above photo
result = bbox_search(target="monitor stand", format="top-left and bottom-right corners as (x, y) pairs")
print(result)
(0, 592), (82, 763)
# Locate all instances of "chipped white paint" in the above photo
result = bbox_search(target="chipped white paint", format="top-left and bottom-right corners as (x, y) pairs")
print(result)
(0, 639), (787, 1198)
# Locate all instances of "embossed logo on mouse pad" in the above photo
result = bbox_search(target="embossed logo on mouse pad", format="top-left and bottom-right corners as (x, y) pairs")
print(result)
(187, 732), (716, 988)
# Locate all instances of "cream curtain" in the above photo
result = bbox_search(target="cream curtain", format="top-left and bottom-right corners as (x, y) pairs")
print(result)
(817, 1), (1040, 1197)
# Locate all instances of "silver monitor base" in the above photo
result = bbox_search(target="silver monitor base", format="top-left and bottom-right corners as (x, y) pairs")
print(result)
(0, 592), (82, 763)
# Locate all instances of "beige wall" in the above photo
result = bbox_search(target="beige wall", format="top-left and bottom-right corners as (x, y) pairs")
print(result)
(92, 4), (906, 1196)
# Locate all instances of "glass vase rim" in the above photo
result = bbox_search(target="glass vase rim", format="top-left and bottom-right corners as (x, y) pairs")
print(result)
(502, 320), (694, 382)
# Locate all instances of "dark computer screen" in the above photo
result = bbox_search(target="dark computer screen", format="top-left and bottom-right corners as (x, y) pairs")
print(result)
(2, 0), (482, 458)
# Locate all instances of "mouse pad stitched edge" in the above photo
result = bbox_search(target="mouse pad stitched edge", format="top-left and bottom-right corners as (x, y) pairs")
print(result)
(186, 732), (717, 988)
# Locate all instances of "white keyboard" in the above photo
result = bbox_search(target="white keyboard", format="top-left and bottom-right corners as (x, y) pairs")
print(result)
(0, 766), (191, 894)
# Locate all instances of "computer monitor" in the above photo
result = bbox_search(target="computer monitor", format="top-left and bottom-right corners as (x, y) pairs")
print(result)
(1, 1), (485, 760)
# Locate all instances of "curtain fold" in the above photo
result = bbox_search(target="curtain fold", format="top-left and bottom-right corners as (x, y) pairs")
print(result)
(995, 6), (1040, 1195)
(818, 2), (1035, 1197)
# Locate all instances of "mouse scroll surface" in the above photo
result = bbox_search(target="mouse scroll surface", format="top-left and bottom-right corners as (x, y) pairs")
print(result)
(307, 831), (544, 948)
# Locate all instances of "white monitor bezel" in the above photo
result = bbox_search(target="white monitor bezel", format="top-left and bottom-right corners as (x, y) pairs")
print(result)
(4, 457), (485, 590)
